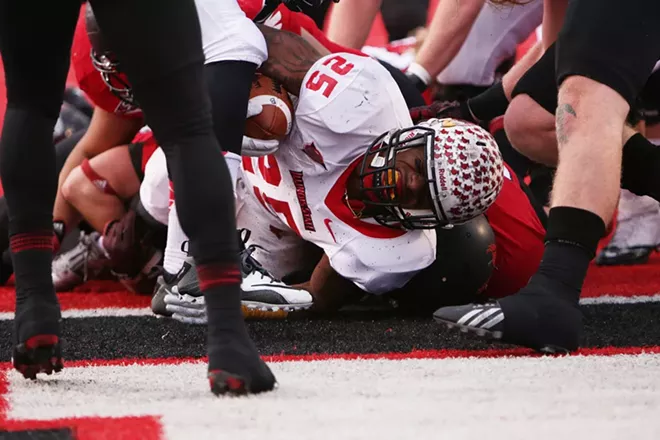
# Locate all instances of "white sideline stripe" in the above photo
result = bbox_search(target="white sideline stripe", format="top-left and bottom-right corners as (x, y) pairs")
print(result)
(0, 307), (154, 320)
(580, 294), (660, 305)
(6, 354), (660, 439)
(0, 294), (657, 321)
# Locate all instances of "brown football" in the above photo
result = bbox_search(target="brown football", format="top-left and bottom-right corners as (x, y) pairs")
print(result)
(244, 74), (294, 141)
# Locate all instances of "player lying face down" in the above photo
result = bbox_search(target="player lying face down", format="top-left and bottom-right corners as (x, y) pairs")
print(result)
(236, 25), (506, 312)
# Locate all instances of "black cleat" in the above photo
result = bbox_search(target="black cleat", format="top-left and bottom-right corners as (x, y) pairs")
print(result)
(208, 370), (249, 396)
(12, 335), (63, 380)
(435, 276), (582, 354)
(207, 336), (277, 396)
(207, 356), (277, 396)
(434, 301), (505, 340)
(13, 293), (64, 379)
(595, 245), (658, 266)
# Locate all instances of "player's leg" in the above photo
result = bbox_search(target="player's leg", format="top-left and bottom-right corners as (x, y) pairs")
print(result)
(435, 0), (660, 352)
(236, 178), (311, 282)
(513, 0), (660, 348)
(53, 144), (144, 291)
(61, 145), (139, 232)
(93, 147), (168, 294)
(325, 0), (383, 49)
(598, 76), (660, 265)
(196, 0), (267, 158)
(0, 128), (86, 286)
(0, 0), (81, 377)
(87, 0), (275, 394)
(159, 174), (314, 323)
(505, 42), (558, 166)
(596, 189), (660, 266)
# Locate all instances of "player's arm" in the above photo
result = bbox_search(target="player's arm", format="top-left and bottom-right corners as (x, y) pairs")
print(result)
(257, 24), (330, 96)
(409, 0), (484, 87)
(324, 0), (383, 49)
(293, 254), (362, 312)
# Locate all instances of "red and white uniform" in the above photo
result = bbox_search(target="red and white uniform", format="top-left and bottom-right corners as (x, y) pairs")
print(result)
(70, 8), (143, 119)
(237, 53), (437, 294)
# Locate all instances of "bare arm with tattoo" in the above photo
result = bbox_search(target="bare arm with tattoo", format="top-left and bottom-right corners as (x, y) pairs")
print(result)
(257, 24), (331, 96)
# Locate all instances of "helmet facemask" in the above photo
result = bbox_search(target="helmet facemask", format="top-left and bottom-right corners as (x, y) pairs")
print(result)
(90, 49), (137, 108)
(358, 126), (449, 230)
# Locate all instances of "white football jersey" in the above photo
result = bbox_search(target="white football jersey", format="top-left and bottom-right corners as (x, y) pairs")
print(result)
(240, 53), (437, 294)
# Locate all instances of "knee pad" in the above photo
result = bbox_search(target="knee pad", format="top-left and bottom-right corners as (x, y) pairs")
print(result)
(196, 0), (268, 65)
(80, 159), (118, 196)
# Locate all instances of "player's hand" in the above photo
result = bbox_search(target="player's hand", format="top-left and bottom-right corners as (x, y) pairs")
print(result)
(409, 100), (477, 124)
(242, 100), (282, 157)
(164, 289), (207, 325)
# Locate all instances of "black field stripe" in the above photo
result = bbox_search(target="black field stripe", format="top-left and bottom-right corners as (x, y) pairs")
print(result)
(0, 429), (74, 440)
(0, 303), (659, 361)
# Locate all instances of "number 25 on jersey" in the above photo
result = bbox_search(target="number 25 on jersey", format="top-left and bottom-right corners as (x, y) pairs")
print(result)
(305, 55), (355, 99)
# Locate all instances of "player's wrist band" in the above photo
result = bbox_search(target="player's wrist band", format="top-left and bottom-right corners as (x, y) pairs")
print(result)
(407, 62), (432, 92)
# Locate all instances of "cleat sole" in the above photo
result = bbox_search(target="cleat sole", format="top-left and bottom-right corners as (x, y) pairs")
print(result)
(12, 335), (64, 380)
(242, 301), (313, 313)
(436, 318), (569, 354)
(435, 317), (504, 341)
(208, 370), (249, 396)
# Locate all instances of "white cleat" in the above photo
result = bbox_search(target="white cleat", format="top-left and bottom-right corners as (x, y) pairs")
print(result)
(52, 231), (110, 291)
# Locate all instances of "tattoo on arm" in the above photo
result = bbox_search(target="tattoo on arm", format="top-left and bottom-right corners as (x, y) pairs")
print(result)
(257, 25), (325, 96)
(556, 103), (577, 145)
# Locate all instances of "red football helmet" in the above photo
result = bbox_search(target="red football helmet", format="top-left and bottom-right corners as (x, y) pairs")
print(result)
(85, 5), (137, 108)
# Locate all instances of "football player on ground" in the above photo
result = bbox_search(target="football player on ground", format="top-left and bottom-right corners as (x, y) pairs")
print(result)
(51, 1), (426, 302)
(0, 0), (424, 289)
(161, 26), (546, 324)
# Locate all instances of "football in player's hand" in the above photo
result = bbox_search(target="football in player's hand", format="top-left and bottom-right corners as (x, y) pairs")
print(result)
(245, 74), (294, 141)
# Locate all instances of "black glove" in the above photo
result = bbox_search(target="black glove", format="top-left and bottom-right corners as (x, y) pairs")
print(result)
(406, 71), (429, 94)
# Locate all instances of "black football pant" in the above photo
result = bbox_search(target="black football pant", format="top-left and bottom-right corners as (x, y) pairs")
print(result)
(0, 0), (239, 274)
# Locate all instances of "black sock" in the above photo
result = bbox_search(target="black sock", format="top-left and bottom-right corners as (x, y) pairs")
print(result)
(10, 232), (61, 342)
(532, 207), (606, 301)
(197, 261), (246, 369)
(621, 133), (660, 201)
(466, 82), (509, 122)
